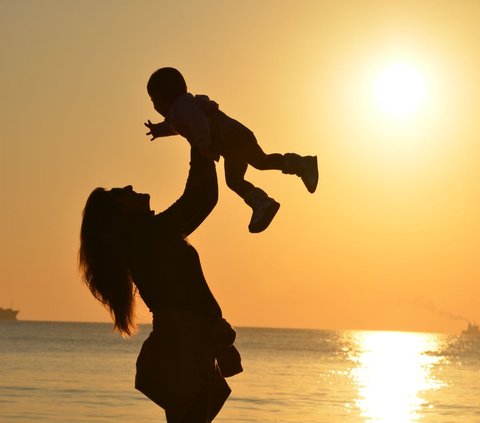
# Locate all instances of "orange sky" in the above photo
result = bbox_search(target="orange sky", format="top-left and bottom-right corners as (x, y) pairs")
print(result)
(1, 0), (479, 333)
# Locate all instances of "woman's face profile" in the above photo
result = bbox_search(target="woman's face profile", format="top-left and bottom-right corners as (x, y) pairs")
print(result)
(110, 185), (151, 215)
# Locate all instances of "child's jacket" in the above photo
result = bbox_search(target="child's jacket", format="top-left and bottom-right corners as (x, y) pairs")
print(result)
(158, 93), (252, 160)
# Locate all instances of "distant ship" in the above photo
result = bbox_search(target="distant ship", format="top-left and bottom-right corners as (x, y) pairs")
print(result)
(462, 322), (480, 336)
(0, 307), (19, 320)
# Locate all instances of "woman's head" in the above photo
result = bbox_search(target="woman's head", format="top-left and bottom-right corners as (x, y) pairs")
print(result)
(79, 186), (150, 336)
(110, 185), (151, 215)
(147, 67), (187, 116)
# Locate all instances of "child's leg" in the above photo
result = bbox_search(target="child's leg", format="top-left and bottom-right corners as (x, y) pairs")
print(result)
(238, 137), (284, 171)
(224, 158), (280, 233)
(223, 158), (255, 197)
(240, 136), (319, 194)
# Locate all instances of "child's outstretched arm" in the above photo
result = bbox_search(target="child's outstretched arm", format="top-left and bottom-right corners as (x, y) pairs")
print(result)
(144, 119), (177, 141)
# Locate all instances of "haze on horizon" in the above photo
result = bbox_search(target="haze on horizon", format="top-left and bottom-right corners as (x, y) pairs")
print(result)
(1, 0), (480, 333)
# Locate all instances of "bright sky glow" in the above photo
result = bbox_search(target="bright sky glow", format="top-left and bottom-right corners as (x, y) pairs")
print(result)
(373, 62), (427, 121)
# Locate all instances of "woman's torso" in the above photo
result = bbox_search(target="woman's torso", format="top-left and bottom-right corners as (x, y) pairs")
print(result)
(128, 220), (222, 319)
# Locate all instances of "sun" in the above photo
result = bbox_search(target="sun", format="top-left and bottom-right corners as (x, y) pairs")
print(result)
(373, 62), (427, 121)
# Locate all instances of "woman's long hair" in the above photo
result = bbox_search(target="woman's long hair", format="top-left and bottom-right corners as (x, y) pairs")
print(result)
(79, 188), (136, 336)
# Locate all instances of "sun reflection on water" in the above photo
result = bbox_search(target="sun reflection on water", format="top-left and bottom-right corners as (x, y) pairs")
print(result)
(349, 331), (444, 422)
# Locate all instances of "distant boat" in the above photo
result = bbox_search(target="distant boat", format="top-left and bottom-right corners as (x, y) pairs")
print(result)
(0, 307), (19, 320)
(462, 322), (480, 336)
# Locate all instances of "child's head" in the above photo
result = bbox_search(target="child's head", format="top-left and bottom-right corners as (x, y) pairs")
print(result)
(147, 67), (187, 116)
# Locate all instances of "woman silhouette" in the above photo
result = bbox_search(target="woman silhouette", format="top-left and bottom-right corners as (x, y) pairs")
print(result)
(79, 146), (242, 423)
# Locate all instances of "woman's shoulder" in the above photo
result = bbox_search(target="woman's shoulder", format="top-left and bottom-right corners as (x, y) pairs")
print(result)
(134, 214), (188, 247)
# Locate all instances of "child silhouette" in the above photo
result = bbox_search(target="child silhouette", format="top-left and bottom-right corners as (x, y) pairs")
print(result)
(145, 67), (318, 233)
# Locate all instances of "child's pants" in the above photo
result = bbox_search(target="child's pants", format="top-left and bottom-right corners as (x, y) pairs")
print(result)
(222, 131), (284, 198)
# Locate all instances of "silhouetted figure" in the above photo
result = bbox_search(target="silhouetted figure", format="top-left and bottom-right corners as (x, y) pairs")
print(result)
(145, 67), (319, 233)
(79, 147), (242, 423)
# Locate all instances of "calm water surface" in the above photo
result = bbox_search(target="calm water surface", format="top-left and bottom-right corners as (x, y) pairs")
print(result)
(1, 321), (479, 422)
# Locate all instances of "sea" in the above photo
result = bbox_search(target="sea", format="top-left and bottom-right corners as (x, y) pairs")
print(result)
(1, 321), (479, 423)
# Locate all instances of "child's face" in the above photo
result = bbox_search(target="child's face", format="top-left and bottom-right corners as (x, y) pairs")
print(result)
(150, 96), (169, 117)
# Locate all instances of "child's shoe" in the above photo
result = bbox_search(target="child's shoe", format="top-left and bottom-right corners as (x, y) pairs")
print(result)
(249, 196), (280, 233)
(243, 187), (280, 233)
(283, 153), (319, 193)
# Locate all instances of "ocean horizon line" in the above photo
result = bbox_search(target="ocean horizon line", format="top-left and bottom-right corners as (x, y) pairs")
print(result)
(0, 318), (461, 335)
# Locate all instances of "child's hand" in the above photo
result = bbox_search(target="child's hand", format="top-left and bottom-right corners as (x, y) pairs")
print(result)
(144, 120), (161, 141)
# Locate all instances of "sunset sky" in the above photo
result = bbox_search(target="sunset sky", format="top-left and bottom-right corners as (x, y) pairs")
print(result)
(2, 0), (480, 333)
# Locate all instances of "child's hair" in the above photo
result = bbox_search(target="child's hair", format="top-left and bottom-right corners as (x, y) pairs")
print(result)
(147, 67), (187, 105)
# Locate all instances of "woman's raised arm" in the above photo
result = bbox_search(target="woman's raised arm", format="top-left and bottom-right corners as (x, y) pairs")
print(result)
(154, 147), (218, 237)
